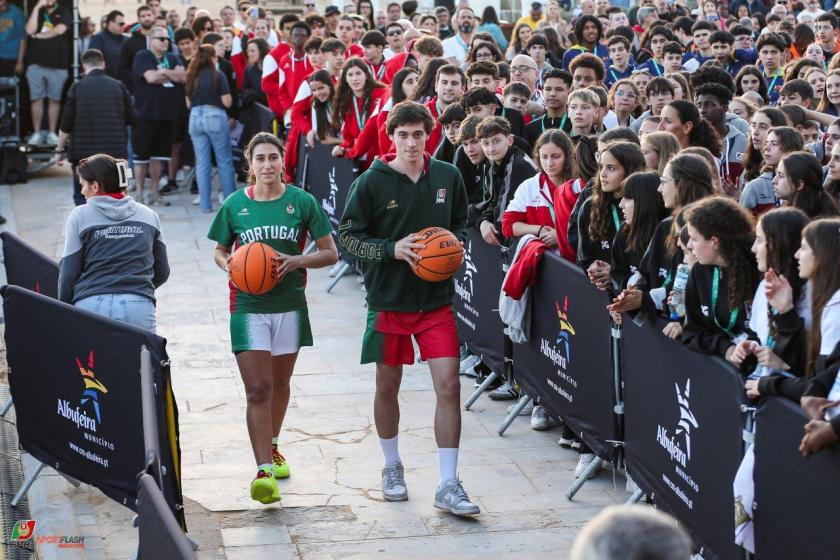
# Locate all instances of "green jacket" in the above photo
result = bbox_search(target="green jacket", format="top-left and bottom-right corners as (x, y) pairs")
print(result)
(338, 154), (468, 312)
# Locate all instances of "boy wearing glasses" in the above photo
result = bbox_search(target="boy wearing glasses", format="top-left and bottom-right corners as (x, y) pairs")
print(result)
(131, 26), (185, 206)
(383, 22), (405, 59)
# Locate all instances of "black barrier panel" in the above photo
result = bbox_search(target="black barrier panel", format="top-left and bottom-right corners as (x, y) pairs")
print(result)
(301, 141), (357, 265)
(137, 474), (196, 560)
(754, 397), (840, 559)
(294, 136), (308, 189)
(513, 251), (619, 460)
(1, 231), (58, 298)
(1, 286), (185, 526)
(623, 319), (745, 560)
(452, 228), (505, 376)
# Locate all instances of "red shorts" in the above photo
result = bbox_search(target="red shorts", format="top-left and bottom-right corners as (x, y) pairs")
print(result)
(360, 305), (460, 366)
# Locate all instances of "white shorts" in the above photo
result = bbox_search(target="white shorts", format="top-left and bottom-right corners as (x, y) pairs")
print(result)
(230, 310), (313, 355)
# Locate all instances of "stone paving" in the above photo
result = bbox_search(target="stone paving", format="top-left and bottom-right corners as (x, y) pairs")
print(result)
(2, 168), (630, 559)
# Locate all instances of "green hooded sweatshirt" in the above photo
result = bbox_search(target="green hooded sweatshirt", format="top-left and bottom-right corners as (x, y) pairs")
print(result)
(338, 154), (468, 312)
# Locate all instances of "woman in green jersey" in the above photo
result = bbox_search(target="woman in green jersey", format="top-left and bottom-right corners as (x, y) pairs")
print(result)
(207, 132), (338, 504)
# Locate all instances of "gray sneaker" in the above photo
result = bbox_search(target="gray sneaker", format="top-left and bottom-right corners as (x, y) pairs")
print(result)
(434, 479), (480, 516)
(381, 462), (408, 502)
(530, 405), (559, 430)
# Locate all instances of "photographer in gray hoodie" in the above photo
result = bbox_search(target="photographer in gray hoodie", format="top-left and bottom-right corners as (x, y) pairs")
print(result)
(59, 154), (169, 332)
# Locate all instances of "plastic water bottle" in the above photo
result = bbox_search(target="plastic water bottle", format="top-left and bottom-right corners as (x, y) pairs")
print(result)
(668, 264), (691, 320)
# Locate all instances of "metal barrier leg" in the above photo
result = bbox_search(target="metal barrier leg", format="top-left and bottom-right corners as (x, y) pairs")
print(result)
(497, 396), (532, 435)
(304, 240), (316, 255)
(326, 262), (351, 293)
(565, 457), (603, 500)
(11, 462), (45, 507)
(625, 488), (645, 504)
(0, 396), (12, 417)
(463, 370), (499, 410)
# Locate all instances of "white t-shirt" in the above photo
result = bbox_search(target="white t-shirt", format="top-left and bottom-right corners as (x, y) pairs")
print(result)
(442, 34), (469, 65)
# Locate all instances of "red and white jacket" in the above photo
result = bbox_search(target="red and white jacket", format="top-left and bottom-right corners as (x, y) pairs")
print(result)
(501, 172), (558, 239)
(275, 51), (314, 123)
(261, 42), (292, 117)
(424, 97), (445, 154)
(344, 43), (364, 59)
(229, 35), (248, 89)
(338, 87), (390, 167)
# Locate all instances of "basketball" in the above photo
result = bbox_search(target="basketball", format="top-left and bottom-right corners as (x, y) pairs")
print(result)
(229, 242), (279, 295)
(412, 227), (464, 282)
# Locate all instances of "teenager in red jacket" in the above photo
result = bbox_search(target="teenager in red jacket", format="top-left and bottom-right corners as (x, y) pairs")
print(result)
(330, 58), (389, 168)
(284, 70), (340, 181)
(271, 21), (314, 125)
(501, 130), (575, 249)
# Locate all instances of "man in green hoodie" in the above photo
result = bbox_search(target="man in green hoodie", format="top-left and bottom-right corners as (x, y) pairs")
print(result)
(338, 101), (479, 517)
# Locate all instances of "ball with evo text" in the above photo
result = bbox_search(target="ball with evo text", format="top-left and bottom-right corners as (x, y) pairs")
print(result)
(412, 227), (464, 282)
(228, 242), (279, 295)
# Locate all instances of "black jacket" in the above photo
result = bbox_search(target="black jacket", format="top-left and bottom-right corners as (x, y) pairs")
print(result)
(576, 195), (621, 272)
(117, 30), (149, 92)
(479, 145), (537, 233)
(610, 226), (645, 291)
(59, 69), (133, 161)
(240, 63), (266, 108)
(682, 263), (759, 360)
(89, 30), (125, 79)
(452, 145), (488, 227)
(803, 339), (840, 436)
(635, 217), (684, 319)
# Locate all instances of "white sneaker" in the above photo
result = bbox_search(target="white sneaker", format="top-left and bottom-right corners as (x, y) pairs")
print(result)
(26, 131), (44, 145)
(574, 453), (600, 479)
(459, 354), (481, 374)
(192, 196), (200, 205)
(44, 131), (59, 145)
(433, 479), (480, 516)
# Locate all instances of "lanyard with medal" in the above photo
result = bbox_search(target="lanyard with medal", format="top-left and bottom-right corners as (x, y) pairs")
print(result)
(540, 113), (567, 132)
(610, 204), (621, 231)
(711, 266), (739, 337)
(353, 96), (367, 129)
(767, 70), (782, 98)
(539, 174), (557, 225)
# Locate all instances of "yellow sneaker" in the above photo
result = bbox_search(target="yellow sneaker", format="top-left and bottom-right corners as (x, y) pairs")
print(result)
(250, 468), (281, 504)
(272, 446), (291, 479)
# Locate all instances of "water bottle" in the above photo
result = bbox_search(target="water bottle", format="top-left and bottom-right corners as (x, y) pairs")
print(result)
(668, 264), (691, 320)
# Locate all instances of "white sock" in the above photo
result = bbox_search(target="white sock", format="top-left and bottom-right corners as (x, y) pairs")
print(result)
(271, 437), (279, 447)
(257, 463), (272, 473)
(439, 448), (459, 485)
(380, 435), (401, 466)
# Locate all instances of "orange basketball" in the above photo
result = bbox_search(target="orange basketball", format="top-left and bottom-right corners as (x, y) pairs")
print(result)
(412, 227), (464, 282)
(229, 242), (279, 295)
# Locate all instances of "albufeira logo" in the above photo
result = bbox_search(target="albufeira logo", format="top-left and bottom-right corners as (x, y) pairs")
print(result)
(657, 379), (699, 467)
(57, 351), (108, 433)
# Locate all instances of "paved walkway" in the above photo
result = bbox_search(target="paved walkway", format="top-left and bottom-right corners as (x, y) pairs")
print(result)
(3, 169), (629, 559)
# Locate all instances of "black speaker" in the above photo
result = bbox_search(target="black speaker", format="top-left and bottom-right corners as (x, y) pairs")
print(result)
(0, 146), (27, 184)
(0, 76), (20, 144)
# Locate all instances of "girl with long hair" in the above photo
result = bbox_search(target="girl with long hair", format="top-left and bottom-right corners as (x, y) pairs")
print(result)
(735, 65), (769, 104)
(826, 140), (840, 204)
(578, 141), (646, 283)
(610, 154), (716, 320)
(817, 68), (840, 117)
(683, 196), (760, 364)
(681, 147), (723, 194)
(465, 40), (504, 65)
(741, 107), (787, 186)
(186, 44), (236, 213)
(561, 135), (599, 262)
(665, 72), (692, 101)
(774, 151), (840, 218)
(611, 172), (668, 290)
(348, 66), (420, 161)
(478, 6), (508, 51)
(658, 100), (722, 156)
(805, 66), (827, 101)
(208, 132), (338, 504)
(741, 126), (804, 216)
(540, 26), (565, 68)
(330, 57), (388, 168)
(356, 0), (375, 31)
(502, 129), (574, 251)
(506, 23), (533, 61)
(609, 79), (640, 128)
(736, 207), (811, 400)
(284, 70), (340, 182)
(641, 131), (680, 175)
(241, 38), (270, 108)
(411, 57), (448, 103)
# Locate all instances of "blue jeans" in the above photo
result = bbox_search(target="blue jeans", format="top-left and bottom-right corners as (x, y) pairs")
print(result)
(189, 105), (236, 212)
(75, 293), (157, 333)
